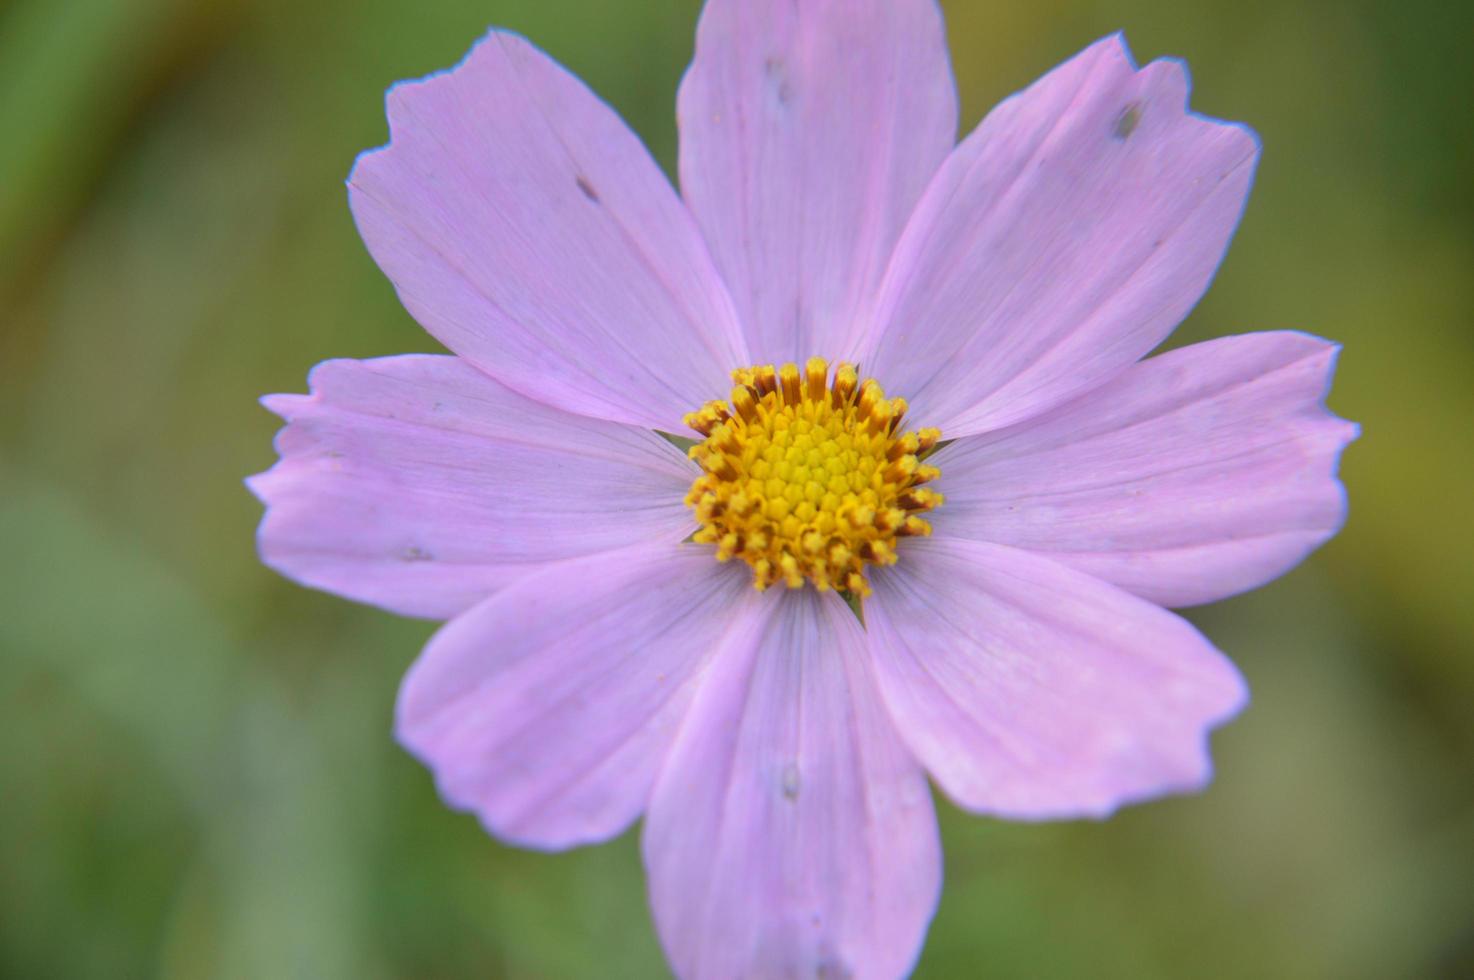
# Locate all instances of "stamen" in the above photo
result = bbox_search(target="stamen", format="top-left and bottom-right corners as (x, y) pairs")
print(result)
(684, 358), (944, 597)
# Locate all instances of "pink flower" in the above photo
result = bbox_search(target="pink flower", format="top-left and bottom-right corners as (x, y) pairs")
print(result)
(250, 2), (1355, 977)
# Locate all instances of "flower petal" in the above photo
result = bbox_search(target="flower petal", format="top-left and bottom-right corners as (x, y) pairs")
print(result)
(349, 31), (747, 430)
(867, 538), (1247, 819)
(644, 589), (940, 980)
(249, 355), (696, 620)
(931, 332), (1358, 607)
(396, 540), (757, 850)
(677, 0), (956, 363)
(859, 34), (1260, 437)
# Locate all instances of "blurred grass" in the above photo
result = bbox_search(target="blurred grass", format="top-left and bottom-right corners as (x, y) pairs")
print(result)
(2, 0), (1472, 977)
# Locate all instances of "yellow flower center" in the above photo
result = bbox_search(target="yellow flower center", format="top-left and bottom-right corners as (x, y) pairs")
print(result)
(683, 357), (942, 596)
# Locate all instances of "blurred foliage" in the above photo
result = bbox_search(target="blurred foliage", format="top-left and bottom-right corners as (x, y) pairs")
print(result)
(2, 0), (1471, 977)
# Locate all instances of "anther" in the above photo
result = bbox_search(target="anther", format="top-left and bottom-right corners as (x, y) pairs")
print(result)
(864, 399), (892, 435)
(884, 455), (918, 483)
(887, 433), (919, 461)
(887, 397), (908, 434)
(832, 364), (858, 408)
(897, 516), (933, 537)
(731, 385), (759, 424)
(805, 358), (828, 401)
(897, 488), (942, 511)
(779, 363), (802, 407)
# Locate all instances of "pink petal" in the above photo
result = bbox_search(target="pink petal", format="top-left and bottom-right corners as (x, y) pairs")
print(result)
(349, 31), (748, 430)
(643, 589), (940, 980)
(677, 0), (956, 363)
(858, 34), (1260, 437)
(932, 332), (1358, 607)
(867, 538), (1247, 819)
(396, 540), (757, 850)
(248, 355), (696, 620)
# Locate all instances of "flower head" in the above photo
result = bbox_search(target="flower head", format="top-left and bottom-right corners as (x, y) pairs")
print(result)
(685, 358), (943, 594)
(251, 2), (1356, 977)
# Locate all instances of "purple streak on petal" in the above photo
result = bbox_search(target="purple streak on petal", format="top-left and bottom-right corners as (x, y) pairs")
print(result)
(396, 541), (757, 850)
(643, 589), (940, 980)
(857, 34), (1260, 437)
(348, 31), (748, 430)
(248, 355), (696, 620)
(931, 332), (1358, 607)
(868, 537), (1247, 820)
(678, 0), (956, 364)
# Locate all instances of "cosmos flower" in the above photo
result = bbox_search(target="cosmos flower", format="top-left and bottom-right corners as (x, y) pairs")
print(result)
(250, 1), (1356, 976)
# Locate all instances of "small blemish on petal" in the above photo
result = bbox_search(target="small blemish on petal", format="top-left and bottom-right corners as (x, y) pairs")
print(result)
(781, 762), (800, 800)
(400, 545), (433, 562)
(575, 175), (600, 203)
(764, 56), (793, 106)
(1113, 102), (1142, 140)
(815, 958), (852, 980)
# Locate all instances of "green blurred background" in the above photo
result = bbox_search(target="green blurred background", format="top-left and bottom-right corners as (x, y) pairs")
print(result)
(2, 0), (1471, 976)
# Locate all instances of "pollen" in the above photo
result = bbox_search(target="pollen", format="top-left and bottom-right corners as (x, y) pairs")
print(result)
(683, 358), (942, 597)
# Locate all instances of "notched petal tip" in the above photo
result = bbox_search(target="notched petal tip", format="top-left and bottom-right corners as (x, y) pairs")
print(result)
(259, 358), (372, 421)
(676, 0), (958, 364)
(1301, 335), (1359, 431)
(1098, 29), (1137, 69)
(933, 328), (1358, 608)
(259, 392), (310, 419)
(345, 20), (748, 429)
(345, 31), (510, 189)
(369, 29), (533, 142)
(242, 469), (274, 504)
(1024, 647), (1248, 823)
(643, 588), (941, 980)
(860, 24), (1268, 438)
(866, 539), (1256, 822)
(1083, 32), (1261, 168)
(394, 544), (753, 852)
(1151, 53), (1262, 166)
(249, 356), (700, 620)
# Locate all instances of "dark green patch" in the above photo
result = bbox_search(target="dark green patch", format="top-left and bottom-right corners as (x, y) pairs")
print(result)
(656, 430), (699, 453)
(919, 438), (952, 462)
(1113, 102), (1142, 140)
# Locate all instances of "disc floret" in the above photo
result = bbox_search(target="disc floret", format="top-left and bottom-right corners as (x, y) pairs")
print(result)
(683, 358), (942, 596)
